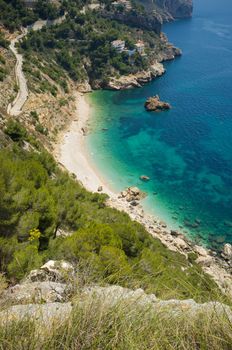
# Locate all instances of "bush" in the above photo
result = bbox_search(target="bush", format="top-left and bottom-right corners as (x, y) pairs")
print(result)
(8, 243), (43, 280)
(4, 120), (27, 142)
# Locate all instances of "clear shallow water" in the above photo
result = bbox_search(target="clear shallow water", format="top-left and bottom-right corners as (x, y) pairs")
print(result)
(86, 0), (232, 249)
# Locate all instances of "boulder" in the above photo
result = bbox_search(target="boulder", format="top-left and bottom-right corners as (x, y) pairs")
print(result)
(120, 186), (146, 202)
(221, 244), (232, 261)
(174, 238), (188, 250)
(144, 95), (171, 112)
(24, 260), (75, 283)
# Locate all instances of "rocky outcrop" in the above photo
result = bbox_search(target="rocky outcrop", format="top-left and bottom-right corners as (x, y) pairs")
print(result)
(100, 9), (162, 34)
(83, 285), (232, 321)
(156, 0), (193, 19)
(145, 95), (171, 112)
(2, 260), (75, 306)
(107, 62), (165, 90)
(77, 80), (92, 93)
(1, 285), (231, 328)
(3, 281), (70, 304)
(139, 0), (193, 21)
(24, 260), (75, 283)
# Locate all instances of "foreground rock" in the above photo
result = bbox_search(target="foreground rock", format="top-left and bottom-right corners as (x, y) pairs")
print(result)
(24, 260), (75, 283)
(3, 281), (70, 305)
(145, 95), (171, 112)
(1, 285), (231, 328)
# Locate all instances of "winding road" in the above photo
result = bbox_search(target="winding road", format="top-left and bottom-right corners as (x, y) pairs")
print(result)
(7, 16), (66, 116)
(7, 28), (28, 116)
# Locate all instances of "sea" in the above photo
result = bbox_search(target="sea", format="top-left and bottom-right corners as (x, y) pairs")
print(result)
(86, 0), (232, 250)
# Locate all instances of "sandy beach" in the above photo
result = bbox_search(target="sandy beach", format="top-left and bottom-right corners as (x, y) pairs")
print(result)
(55, 91), (232, 297)
(56, 92), (116, 198)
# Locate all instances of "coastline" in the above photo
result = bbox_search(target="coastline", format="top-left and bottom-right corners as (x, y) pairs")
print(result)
(55, 91), (232, 298)
(55, 92), (117, 198)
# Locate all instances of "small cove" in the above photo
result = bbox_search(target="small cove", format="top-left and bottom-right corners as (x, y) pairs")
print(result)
(86, 0), (232, 249)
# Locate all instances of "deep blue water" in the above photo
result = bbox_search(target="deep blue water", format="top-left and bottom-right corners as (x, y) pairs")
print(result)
(87, 0), (232, 249)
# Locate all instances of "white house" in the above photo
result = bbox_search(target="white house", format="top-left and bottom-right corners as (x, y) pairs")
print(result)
(111, 40), (126, 53)
(135, 40), (145, 55)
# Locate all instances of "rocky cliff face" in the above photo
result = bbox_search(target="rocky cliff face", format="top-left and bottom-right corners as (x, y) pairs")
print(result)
(100, 9), (162, 34)
(140, 0), (193, 20)
(157, 0), (193, 18)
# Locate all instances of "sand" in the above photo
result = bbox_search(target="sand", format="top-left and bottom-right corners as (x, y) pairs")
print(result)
(56, 92), (116, 198)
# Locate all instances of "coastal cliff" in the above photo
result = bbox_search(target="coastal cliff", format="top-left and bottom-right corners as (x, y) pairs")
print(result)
(139, 0), (193, 20)
(100, 8), (162, 35)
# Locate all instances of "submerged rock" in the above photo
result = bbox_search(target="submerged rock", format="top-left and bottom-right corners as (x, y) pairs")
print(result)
(144, 95), (171, 112)
(140, 175), (150, 181)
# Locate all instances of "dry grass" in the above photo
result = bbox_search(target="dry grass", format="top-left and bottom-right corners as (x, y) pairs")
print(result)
(0, 290), (231, 350)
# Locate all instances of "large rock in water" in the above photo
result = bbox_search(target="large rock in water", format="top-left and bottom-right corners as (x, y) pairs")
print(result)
(144, 95), (171, 112)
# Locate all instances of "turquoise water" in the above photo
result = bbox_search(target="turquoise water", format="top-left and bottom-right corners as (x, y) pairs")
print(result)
(86, 0), (232, 249)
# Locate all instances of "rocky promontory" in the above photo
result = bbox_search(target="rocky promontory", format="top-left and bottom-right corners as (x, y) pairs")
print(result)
(106, 62), (165, 90)
(144, 95), (171, 112)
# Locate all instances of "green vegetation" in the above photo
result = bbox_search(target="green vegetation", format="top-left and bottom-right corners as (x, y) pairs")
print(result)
(0, 293), (231, 350)
(0, 120), (226, 302)
(0, 0), (63, 32)
(20, 10), (151, 85)
(0, 31), (9, 48)
(0, 52), (8, 81)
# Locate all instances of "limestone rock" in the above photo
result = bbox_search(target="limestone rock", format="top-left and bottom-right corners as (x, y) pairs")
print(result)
(83, 285), (232, 321)
(120, 186), (146, 203)
(24, 260), (75, 283)
(107, 63), (165, 90)
(77, 81), (92, 93)
(196, 256), (213, 267)
(144, 95), (171, 112)
(194, 245), (208, 257)
(221, 243), (232, 261)
(4, 281), (70, 305)
(174, 237), (188, 250)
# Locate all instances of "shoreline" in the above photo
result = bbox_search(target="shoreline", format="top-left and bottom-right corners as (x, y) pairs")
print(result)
(55, 91), (232, 298)
(55, 92), (117, 198)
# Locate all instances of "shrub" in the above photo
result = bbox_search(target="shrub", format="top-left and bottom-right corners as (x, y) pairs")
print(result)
(4, 120), (27, 142)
